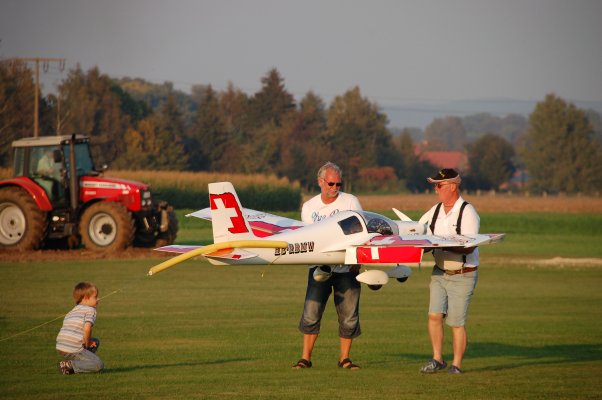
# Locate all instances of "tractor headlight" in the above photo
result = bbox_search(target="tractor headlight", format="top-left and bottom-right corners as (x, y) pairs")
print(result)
(141, 191), (152, 207)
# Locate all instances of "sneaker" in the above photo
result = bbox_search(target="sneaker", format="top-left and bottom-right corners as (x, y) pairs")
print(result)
(420, 359), (447, 373)
(59, 360), (74, 375)
(448, 365), (462, 374)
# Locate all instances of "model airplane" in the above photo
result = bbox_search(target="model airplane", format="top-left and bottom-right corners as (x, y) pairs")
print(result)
(148, 182), (504, 289)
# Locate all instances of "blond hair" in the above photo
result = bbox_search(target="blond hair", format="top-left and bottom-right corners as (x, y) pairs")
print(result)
(72, 282), (98, 304)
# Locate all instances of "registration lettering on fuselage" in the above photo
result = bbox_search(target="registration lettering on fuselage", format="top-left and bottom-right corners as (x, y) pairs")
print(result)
(275, 241), (314, 256)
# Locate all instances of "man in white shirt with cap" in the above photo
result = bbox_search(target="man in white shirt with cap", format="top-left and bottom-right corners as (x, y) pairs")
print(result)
(418, 168), (480, 374)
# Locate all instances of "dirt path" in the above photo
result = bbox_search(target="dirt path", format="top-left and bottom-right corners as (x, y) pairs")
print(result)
(0, 247), (169, 263)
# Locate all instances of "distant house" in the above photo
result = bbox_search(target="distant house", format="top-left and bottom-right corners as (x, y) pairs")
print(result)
(500, 169), (529, 190)
(418, 150), (469, 173)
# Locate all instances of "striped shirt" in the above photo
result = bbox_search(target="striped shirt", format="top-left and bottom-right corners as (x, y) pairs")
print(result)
(56, 304), (96, 353)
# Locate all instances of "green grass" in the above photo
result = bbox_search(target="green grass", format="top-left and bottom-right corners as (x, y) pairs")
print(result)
(1, 212), (602, 399)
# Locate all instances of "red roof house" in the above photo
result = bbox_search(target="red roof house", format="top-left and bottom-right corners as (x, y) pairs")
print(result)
(418, 151), (469, 173)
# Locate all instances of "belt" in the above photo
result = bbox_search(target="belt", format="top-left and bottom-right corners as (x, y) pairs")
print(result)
(436, 266), (478, 275)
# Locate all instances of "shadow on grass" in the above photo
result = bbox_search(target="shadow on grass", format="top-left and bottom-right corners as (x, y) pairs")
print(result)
(469, 342), (602, 371)
(393, 342), (602, 371)
(104, 357), (254, 373)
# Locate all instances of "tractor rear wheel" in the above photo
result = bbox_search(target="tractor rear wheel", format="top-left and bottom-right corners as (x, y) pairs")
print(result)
(80, 202), (134, 251)
(0, 187), (47, 250)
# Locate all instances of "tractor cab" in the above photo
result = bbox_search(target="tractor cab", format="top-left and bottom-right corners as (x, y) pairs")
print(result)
(12, 135), (95, 206)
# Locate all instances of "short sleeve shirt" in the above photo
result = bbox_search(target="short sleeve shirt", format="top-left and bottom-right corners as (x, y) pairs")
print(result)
(301, 192), (363, 272)
(56, 304), (96, 353)
(418, 196), (480, 269)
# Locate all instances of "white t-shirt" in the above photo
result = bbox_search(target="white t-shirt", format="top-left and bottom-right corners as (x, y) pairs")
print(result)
(418, 196), (480, 269)
(301, 192), (363, 273)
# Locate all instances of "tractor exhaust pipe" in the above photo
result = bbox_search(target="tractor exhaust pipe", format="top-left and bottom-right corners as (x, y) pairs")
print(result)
(69, 134), (79, 211)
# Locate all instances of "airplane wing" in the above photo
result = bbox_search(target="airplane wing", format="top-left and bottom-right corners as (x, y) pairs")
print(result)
(187, 207), (304, 237)
(344, 233), (505, 265)
(153, 245), (258, 260)
(149, 240), (289, 275)
(154, 245), (203, 254)
(367, 233), (505, 248)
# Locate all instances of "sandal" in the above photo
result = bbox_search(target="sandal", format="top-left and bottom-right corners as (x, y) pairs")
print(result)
(292, 358), (312, 369)
(338, 358), (360, 369)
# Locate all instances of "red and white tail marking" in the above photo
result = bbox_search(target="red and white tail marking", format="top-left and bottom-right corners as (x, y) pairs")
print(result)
(208, 182), (257, 243)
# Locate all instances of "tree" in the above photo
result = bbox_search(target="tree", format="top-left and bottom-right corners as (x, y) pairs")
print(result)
(521, 93), (602, 193)
(325, 87), (392, 191)
(465, 133), (515, 190)
(245, 69), (297, 174)
(585, 109), (602, 144)
(187, 85), (226, 171)
(462, 113), (527, 145)
(278, 91), (329, 190)
(115, 112), (187, 171)
(424, 116), (466, 150)
(0, 61), (36, 166)
(249, 68), (295, 127)
(114, 90), (187, 170)
(397, 130), (437, 192)
(397, 129), (417, 179)
(58, 65), (131, 165)
(154, 93), (189, 170)
(212, 83), (251, 172)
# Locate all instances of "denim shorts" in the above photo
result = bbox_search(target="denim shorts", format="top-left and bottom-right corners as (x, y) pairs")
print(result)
(298, 267), (361, 338)
(429, 266), (478, 327)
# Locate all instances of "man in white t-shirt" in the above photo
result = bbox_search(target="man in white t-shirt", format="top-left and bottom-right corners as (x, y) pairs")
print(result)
(292, 162), (363, 370)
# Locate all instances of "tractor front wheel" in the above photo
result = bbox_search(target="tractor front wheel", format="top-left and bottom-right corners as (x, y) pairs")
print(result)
(80, 202), (134, 251)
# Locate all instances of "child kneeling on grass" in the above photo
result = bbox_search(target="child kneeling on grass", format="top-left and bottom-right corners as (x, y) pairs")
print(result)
(56, 282), (104, 375)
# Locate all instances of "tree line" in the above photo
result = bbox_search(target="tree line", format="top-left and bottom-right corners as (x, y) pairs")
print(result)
(1, 61), (601, 194)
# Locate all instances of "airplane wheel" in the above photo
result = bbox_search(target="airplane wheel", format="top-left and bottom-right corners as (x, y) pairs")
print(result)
(397, 277), (408, 283)
(368, 284), (382, 291)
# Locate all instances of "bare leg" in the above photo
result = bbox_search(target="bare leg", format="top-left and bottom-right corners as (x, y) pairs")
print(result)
(302, 333), (318, 361)
(428, 313), (445, 362)
(339, 337), (353, 362)
(451, 326), (467, 369)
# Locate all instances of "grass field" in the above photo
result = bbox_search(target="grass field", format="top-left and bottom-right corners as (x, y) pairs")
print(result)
(1, 212), (602, 399)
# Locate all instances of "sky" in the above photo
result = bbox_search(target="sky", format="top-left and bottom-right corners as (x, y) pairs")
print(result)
(1, 0), (601, 127)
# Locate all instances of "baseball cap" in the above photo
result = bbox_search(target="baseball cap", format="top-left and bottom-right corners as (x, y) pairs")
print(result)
(427, 168), (461, 184)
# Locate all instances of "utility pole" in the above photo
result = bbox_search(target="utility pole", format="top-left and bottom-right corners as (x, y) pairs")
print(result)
(9, 57), (65, 137)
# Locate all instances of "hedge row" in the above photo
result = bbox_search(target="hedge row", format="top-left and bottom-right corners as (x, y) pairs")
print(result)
(102, 170), (302, 211)
(153, 184), (302, 211)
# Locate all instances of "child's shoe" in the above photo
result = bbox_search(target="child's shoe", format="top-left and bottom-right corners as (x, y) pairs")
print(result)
(59, 360), (74, 375)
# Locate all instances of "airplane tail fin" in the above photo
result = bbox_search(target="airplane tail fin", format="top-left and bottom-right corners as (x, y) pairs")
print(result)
(392, 208), (428, 235)
(208, 182), (257, 243)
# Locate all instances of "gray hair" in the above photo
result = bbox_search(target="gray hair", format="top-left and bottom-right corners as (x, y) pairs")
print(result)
(317, 161), (342, 179)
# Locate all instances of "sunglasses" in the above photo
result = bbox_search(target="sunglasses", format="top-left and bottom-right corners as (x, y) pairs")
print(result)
(327, 181), (342, 187)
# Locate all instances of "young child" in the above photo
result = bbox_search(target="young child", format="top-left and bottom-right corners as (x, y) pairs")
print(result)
(56, 282), (104, 374)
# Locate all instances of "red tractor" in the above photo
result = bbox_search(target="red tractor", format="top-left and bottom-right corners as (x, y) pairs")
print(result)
(0, 134), (178, 251)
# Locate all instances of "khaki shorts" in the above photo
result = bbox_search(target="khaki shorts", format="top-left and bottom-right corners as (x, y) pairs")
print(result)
(428, 266), (478, 327)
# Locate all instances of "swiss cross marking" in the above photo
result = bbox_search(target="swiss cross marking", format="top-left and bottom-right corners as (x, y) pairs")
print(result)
(210, 193), (249, 234)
